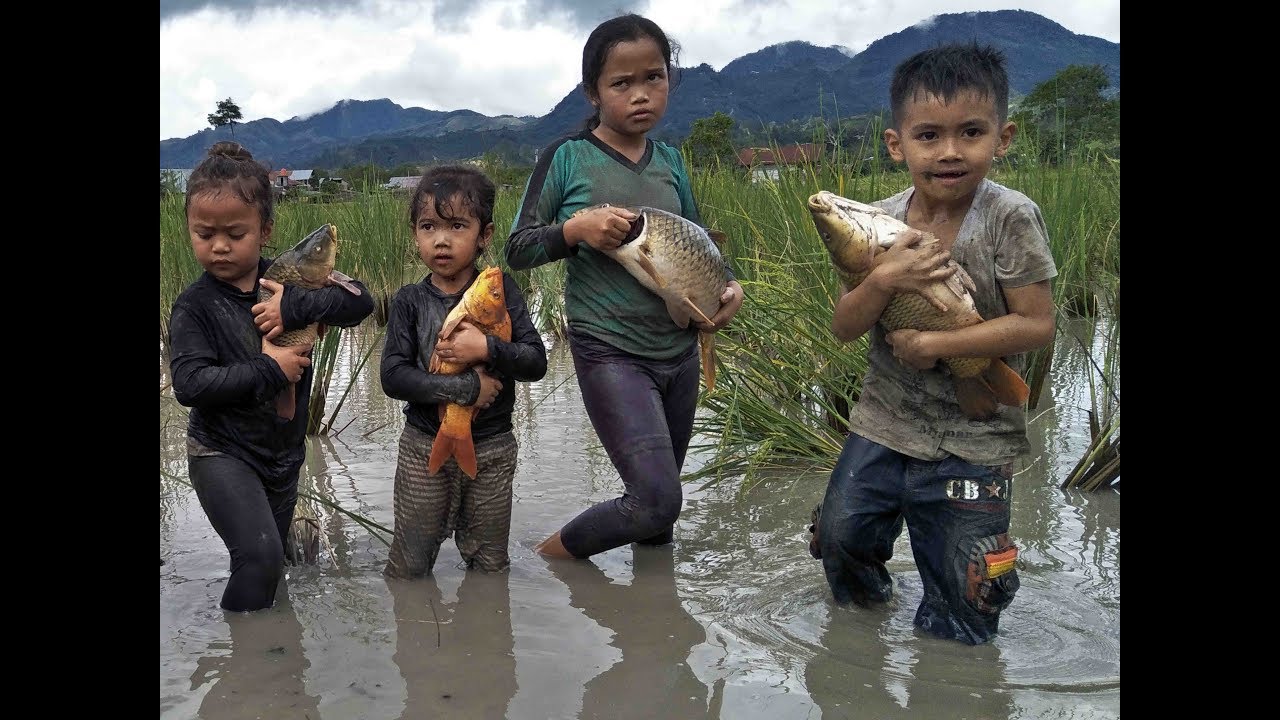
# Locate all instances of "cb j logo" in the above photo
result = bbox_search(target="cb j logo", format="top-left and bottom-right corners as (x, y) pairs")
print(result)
(946, 477), (1006, 501)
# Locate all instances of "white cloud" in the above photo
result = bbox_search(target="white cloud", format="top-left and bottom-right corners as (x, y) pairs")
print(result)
(160, 0), (1119, 140)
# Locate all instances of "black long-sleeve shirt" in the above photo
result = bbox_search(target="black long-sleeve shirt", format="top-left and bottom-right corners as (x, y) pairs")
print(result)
(169, 257), (375, 479)
(380, 270), (547, 440)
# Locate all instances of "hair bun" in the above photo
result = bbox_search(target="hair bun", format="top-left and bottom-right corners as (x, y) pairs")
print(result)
(208, 141), (253, 162)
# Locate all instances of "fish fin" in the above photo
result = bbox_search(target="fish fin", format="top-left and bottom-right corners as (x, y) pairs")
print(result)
(274, 384), (297, 421)
(428, 403), (478, 478)
(983, 359), (1031, 407)
(699, 332), (717, 392)
(707, 229), (728, 248)
(665, 299), (690, 328)
(954, 377), (999, 421)
(633, 250), (666, 288)
(428, 351), (442, 374)
(328, 270), (362, 295)
(954, 264), (978, 295)
(682, 297), (714, 326)
(439, 304), (468, 341)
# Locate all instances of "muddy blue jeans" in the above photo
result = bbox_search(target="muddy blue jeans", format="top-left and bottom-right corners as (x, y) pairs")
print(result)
(817, 433), (1020, 645)
(189, 453), (299, 612)
(558, 330), (700, 558)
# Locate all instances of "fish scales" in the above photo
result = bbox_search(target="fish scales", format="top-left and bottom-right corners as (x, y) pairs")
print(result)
(806, 190), (1028, 419)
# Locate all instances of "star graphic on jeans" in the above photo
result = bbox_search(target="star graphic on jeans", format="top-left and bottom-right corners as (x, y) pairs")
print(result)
(984, 481), (1003, 498)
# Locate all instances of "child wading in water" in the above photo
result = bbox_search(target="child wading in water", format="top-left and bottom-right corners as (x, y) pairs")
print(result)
(814, 43), (1058, 644)
(506, 14), (744, 560)
(381, 165), (547, 576)
(169, 142), (374, 612)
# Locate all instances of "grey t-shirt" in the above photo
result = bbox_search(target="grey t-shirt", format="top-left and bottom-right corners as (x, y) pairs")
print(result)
(846, 178), (1058, 466)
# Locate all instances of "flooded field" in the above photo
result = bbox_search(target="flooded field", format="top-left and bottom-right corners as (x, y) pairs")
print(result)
(160, 326), (1118, 719)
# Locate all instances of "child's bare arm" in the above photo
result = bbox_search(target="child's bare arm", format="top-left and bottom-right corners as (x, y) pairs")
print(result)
(885, 280), (1055, 367)
(831, 230), (954, 342)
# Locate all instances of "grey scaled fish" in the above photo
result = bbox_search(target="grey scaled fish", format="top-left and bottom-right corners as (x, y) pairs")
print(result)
(579, 204), (728, 391)
(259, 223), (361, 420)
(806, 190), (1029, 420)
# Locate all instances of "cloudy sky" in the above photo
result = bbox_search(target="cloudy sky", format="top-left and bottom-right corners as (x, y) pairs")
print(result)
(159, 0), (1119, 141)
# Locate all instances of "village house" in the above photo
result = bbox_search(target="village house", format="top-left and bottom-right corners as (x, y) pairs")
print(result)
(384, 176), (422, 191)
(269, 168), (315, 189)
(735, 143), (825, 183)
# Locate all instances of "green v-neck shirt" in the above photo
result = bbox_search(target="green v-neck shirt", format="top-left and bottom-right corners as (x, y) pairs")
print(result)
(506, 129), (732, 359)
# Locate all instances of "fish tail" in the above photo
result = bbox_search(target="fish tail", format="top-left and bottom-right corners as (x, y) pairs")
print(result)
(953, 360), (1030, 420)
(954, 377), (998, 420)
(275, 384), (297, 421)
(699, 332), (717, 392)
(983, 358), (1031, 407)
(427, 403), (478, 478)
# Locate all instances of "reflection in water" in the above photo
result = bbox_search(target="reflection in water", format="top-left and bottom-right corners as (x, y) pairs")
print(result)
(162, 329), (1120, 719)
(806, 609), (1013, 719)
(387, 572), (517, 720)
(189, 599), (320, 720)
(547, 547), (714, 720)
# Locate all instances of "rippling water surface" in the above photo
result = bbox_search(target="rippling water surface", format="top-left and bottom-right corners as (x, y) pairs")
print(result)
(161, 327), (1118, 719)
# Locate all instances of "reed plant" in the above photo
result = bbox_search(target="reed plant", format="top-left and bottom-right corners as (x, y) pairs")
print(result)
(160, 150), (1118, 489)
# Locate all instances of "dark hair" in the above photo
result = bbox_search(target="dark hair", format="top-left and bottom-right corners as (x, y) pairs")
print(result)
(183, 141), (274, 229)
(409, 165), (497, 230)
(890, 42), (1010, 128)
(580, 13), (679, 130)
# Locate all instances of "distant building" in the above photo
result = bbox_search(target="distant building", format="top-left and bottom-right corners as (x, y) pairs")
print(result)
(269, 168), (315, 189)
(384, 176), (422, 191)
(735, 144), (825, 183)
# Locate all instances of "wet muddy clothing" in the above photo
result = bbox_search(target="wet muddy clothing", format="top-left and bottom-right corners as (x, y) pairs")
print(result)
(380, 269), (546, 576)
(818, 179), (1054, 643)
(852, 179), (1057, 467)
(505, 130), (731, 558)
(170, 258), (373, 612)
(379, 269), (547, 440)
(556, 330), (701, 558)
(818, 434), (1019, 645)
(505, 129), (734, 360)
(189, 453), (297, 612)
(170, 257), (374, 479)
(384, 426), (518, 577)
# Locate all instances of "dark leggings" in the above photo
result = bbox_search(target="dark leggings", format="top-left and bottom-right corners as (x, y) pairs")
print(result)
(558, 331), (700, 558)
(189, 453), (299, 612)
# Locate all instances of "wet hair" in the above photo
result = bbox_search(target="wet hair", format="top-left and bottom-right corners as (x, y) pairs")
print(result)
(409, 165), (496, 230)
(580, 13), (679, 130)
(890, 42), (1010, 128)
(183, 141), (274, 228)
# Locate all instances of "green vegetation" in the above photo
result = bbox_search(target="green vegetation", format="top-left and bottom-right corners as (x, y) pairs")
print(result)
(161, 71), (1119, 489)
(207, 97), (244, 137)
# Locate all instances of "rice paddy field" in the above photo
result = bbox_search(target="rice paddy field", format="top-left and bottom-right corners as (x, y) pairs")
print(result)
(160, 158), (1119, 719)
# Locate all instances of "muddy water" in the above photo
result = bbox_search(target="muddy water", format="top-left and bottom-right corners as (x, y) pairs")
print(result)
(160, 326), (1119, 719)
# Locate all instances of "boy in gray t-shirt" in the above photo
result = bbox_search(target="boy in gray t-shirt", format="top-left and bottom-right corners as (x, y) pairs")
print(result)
(813, 43), (1058, 644)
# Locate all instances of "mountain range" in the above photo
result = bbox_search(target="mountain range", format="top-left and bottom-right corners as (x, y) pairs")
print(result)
(159, 9), (1119, 170)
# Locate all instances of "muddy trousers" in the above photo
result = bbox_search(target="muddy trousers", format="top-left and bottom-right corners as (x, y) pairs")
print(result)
(558, 331), (700, 558)
(384, 426), (518, 578)
(817, 434), (1020, 645)
(188, 453), (299, 612)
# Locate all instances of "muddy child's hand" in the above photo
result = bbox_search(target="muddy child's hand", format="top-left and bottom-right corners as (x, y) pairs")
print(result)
(253, 279), (287, 340)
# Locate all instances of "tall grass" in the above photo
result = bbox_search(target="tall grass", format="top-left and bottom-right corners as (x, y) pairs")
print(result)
(160, 155), (1119, 487)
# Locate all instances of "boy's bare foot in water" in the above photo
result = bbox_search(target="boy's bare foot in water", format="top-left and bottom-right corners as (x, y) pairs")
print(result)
(535, 531), (576, 558)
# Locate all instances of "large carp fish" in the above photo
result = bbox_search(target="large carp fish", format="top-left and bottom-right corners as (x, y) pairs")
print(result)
(426, 266), (512, 478)
(576, 204), (727, 392)
(806, 190), (1029, 420)
(259, 223), (361, 420)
